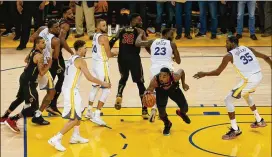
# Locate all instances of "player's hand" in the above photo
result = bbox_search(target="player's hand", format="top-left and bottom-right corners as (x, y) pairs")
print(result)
(182, 83), (189, 91)
(193, 72), (206, 79)
(102, 82), (111, 88)
(17, 5), (23, 14)
(112, 51), (119, 56)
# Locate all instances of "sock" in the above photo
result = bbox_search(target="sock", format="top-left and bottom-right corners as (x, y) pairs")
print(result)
(230, 119), (238, 130)
(35, 110), (42, 117)
(56, 132), (63, 140)
(3, 110), (11, 118)
(10, 114), (21, 121)
(73, 126), (80, 136)
(253, 110), (262, 122)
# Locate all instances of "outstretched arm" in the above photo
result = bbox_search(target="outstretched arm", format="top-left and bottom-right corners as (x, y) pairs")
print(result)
(174, 69), (189, 91)
(171, 42), (181, 64)
(135, 33), (154, 47)
(29, 26), (46, 42)
(193, 54), (232, 79)
(109, 28), (122, 49)
(59, 23), (74, 55)
(249, 47), (272, 69)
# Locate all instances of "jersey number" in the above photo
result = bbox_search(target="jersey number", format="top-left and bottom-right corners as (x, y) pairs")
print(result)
(122, 33), (134, 44)
(92, 45), (97, 53)
(154, 47), (166, 55)
(240, 53), (253, 65)
(65, 65), (70, 75)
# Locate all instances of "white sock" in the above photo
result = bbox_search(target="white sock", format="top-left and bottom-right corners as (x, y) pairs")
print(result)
(253, 110), (262, 122)
(56, 132), (63, 140)
(73, 126), (80, 136)
(35, 110), (42, 117)
(230, 119), (238, 130)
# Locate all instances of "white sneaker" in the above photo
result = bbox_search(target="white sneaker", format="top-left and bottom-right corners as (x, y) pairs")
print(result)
(85, 110), (94, 119)
(149, 108), (157, 123)
(108, 25), (112, 36)
(48, 136), (66, 152)
(70, 135), (89, 144)
(91, 110), (106, 126)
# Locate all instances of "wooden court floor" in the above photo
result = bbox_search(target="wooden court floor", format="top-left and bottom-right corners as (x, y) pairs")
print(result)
(1, 46), (271, 157)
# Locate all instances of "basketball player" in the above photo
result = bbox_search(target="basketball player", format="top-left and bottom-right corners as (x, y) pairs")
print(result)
(109, 13), (149, 119)
(85, 19), (118, 126)
(193, 36), (271, 140)
(2, 37), (50, 133)
(29, 20), (60, 125)
(47, 7), (75, 115)
(145, 67), (190, 135)
(48, 40), (111, 152)
(135, 28), (181, 122)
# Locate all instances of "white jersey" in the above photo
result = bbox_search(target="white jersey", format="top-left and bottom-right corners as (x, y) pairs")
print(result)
(39, 28), (55, 64)
(92, 33), (108, 62)
(229, 46), (261, 79)
(62, 55), (82, 90)
(150, 38), (173, 69)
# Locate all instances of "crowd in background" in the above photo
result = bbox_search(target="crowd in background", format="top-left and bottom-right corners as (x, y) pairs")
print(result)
(0, 1), (271, 51)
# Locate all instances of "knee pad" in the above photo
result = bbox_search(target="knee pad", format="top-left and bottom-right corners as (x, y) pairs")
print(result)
(224, 94), (235, 112)
(243, 94), (254, 107)
(89, 85), (99, 102)
(99, 88), (111, 103)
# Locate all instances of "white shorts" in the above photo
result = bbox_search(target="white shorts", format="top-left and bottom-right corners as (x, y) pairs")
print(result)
(91, 60), (110, 86)
(232, 72), (262, 99)
(38, 71), (54, 90)
(62, 89), (84, 120)
(150, 64), (174, 79)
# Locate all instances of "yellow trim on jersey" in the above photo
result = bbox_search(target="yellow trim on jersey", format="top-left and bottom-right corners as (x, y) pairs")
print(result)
(233, 65), (247, 81)
(70, 69), (81, 119)
(101, 46), (109, 83)
(232, 65), (248, 97)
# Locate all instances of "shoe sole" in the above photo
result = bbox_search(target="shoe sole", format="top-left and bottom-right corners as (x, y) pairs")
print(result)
(4, 121), (20, 133)
(222, 132), (242, 140)
(250, 124), (267, 128)
(70, 140), (89, 144)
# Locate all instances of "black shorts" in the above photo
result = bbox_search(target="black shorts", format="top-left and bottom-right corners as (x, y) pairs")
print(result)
(155, 87), (188, 113)
(118, 55), (144, 83)
(18, 75), (39, 111)
(50, 54), (65, 79)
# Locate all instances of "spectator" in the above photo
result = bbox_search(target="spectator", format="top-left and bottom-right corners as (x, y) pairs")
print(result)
(74, 1), (95, 40)
(1, 1), (21, 41)
(156, 1), (175, 36)
(195, 1), (218, 39)
(129, 2), (148, 35)
(237, 1), (257, 40)
(172, 0), (192, 40)
(16, 1), (45, 50)
(261, 1), (271, 37)
(257, 1), (265, 34)
(107, 1), (124, 36)
(219, 1), (237, 35)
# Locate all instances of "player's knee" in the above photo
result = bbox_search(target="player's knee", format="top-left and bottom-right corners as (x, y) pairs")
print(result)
(48, 89), (56, 100)
(89, 85), (99, 102)
(120, 75), (129, 84)
(242, 93), (254, 106)
(224, 95), (235, 112)
(99, 88), (111, 103)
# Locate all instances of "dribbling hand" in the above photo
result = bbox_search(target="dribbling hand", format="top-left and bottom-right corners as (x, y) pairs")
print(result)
(193, 72), (206, 79)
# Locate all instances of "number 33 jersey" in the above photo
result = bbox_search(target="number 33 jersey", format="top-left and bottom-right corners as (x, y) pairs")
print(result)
(150, 38), (173, 68)
(229, 46), (261, 78)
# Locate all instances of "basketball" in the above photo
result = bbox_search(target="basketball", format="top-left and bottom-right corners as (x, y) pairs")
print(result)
(142, 92), (156, 108)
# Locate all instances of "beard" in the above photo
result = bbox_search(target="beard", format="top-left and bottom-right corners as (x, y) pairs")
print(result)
(101, 29), (107, 33)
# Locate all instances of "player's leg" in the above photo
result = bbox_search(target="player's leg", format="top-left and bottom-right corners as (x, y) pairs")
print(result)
(156, 88), (171, 135)
(149, 67), (161, 123)
(48, 89), (88, 152)
(169, 87), (191, 124)
(48, 56), (65, 115)
(222, 91), (242, 140)
(32, 73), (55, 125)
(115, 57), (129, 110)
(130, 57), (148, 119)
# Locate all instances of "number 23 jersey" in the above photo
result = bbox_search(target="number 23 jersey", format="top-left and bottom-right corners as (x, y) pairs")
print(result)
(229, 46), (261, 78)
(150, 38), (173, 67)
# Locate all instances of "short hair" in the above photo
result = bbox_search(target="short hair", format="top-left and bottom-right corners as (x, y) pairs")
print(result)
(95, 18), (105, 27)
(227, 35), (239, 45)
(34, 36), (44, 46)
(62, 6), (71, 15)
(74, 40), (86, 51)
(129, 13), (140, 22)
(48, 20), (58, 29)
(160, 67), (171, 75)
(162, 28), (172, 36)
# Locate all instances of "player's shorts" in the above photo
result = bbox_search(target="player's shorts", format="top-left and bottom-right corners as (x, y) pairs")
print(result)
(150, 64), (174, 79)
(50, 55), (65, 78)
(232, 71), (262, 99)
(91, 60), (110, 86)
(38, 71), (55, 90)
(62, 88), (84, 120)
(118, 56), (144, 83)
